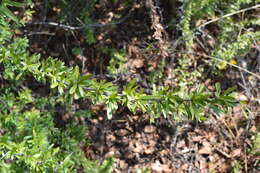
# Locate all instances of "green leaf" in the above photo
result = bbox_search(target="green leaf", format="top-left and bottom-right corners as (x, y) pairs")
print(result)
(50, 82), (58, 88)
(72, 47), (82, 56)
(140, 95), (159, 100)
(74, 93), (79, 99)
(69, 85), (77, 94)
(209, 105), (223, 115)
(98, 157), (115, 173)
(197, 84), (205, 93)
(0, 5), (18, 22)
(79, 74), (92, 83)
(4, 0), (25, 7)
(223, 87), (236, 95)
(107, 105), (113, 120)
(138, 101), (147, 112)
(215, 82), (221, 97)
(58, 85), (64, 94)
(78, 86), (84, 97)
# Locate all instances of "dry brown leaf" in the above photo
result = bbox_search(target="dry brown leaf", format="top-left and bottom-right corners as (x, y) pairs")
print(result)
(132, 141), (144, 153)
(118, 160), (128, 169)
(151, 161), (172, 173)
(192, 136), (204, 142)
(144, 125), (156, 133)
(199, 158), (209, 173)
(147, 138), (157, 146)
(218, 162), (230, 173)
(151, 160), (162, 172)
(176, 140), (186, 149)
(115, 129), (129, 137)
(144, 146), (155, 154)
(198, 141), (213, 155)
(177, 164), (189, 173)
(231, 148), (242, 157)
(127, 58), (144, 68)
(106, 134), (116, 142)
(160, 164), (172, 173)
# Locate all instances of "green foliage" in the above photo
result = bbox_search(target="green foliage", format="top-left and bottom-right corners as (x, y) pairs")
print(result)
(0, 15), (114, 172)
(250, 132), (260, 156)
(0, 1), (247, 171)
(230, 161), (242, 173)
(148, 58), (166, 85)
(213, 30), (260, 69)
(0, 15), (236, 122)
(178, 0), (260, 70)
(136, 167), (151, 173)
(0, 86), (114, 172)
(178, 0), (221, 50)
(0, 0), (24, 22)
(105, 48), (127, 75)
(0, 16), (12, 43)
(0, 0), (33, 23)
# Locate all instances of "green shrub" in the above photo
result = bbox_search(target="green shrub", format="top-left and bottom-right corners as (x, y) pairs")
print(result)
(1, 0), (250, 171)
(104, 48), (127, 75)
(0, 14), (115, 172)
(178, 0), (260, 70)
(0, 15), (236, 122)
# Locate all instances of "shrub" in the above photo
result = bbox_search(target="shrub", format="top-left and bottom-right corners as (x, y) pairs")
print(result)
(178, 0), (260, 70)
(0, 13), (116, 172)
(1, 0), (250, 172)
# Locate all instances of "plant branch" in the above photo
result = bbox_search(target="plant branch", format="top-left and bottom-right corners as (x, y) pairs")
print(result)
(178, 51), (260, 80)
(27, 4), (136, 31)
(198, 4), (260, 29)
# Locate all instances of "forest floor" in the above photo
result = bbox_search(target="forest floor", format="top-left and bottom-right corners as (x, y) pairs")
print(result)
(17, 0), (260, 172)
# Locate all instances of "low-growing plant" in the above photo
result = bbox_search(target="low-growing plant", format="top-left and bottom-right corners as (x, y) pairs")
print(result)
(2, 0), (254, 172)
(250, 132), (260, 156)
(104, 48), (128, 75)
(0, 14), (115, 172)
(136, 167), (151, 173)
(177, 0), (260, 71)
(0, 13), (237, 121)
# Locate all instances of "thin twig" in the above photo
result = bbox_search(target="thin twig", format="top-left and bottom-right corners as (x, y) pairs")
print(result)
(27, 4), (135, 31)
(25, 31), (55, 36)
(198, 4), (260, 28)
(239, 70), (251, 97)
